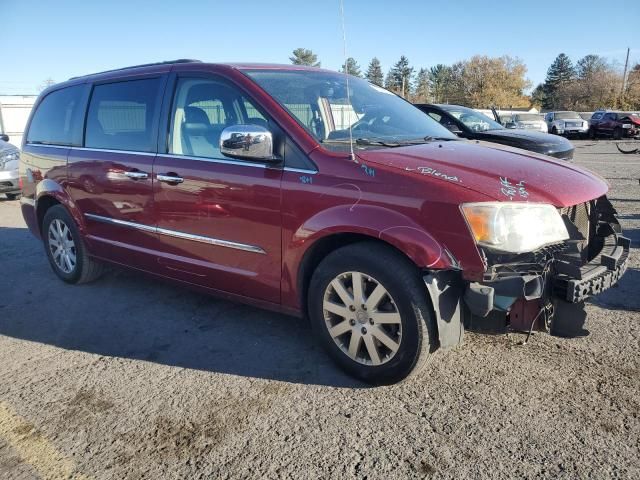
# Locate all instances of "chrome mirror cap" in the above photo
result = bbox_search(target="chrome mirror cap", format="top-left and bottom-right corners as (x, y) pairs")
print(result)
(220, 125), (276, 161)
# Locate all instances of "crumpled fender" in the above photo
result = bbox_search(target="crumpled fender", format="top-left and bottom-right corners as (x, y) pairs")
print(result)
(290, 204), (454, 270)
(35, 179), (86, 236)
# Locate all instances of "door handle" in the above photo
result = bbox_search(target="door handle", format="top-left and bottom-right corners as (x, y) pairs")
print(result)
(157, 173), (184, 184)
(124, 171), (149, 180)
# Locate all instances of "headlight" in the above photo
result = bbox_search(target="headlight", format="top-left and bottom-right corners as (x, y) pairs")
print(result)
(461, 202), (569, 253)
(0, 150), (19, 169)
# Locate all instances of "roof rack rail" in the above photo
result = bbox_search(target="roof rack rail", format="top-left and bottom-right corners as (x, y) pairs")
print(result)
(69, 59), (202, 80)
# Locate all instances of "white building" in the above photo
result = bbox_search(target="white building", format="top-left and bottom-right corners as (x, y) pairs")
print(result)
(0, 95), (38, 148)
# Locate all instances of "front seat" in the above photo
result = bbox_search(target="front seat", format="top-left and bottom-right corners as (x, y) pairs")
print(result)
(182, 106), (216, 157)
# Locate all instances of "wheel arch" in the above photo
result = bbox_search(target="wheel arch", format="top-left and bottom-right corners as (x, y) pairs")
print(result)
(35, 180), (84, 237)
(288, 204), (456, 317)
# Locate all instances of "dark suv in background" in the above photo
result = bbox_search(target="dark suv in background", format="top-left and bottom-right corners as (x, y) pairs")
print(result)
(589, 111), (640, 139)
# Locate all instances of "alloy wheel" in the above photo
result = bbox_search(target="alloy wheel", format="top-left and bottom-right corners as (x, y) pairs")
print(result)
(48, 219), (77, 274)
(322, 271), (402, 366)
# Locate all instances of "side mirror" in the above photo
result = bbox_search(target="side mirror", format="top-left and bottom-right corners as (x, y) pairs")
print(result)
(444, 123), (462, 135)
(0, 134), (9, 142)
(505, 122), (517, 129)
(220, 125), (278, 162)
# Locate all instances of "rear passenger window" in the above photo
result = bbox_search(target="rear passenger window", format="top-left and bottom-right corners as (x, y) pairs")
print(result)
(27, 85), (85, 146)
(85, 78), (162, 152)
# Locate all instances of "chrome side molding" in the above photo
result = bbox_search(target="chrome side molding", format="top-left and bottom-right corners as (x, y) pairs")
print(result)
(84, 213), (266, 254)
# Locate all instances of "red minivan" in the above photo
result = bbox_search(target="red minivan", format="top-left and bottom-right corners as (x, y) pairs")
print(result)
(19, 60), (629, 384)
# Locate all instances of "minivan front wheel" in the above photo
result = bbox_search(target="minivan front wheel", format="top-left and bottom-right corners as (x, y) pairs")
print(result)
(42, 205), (104, 284)
(308, 242), (436, 384)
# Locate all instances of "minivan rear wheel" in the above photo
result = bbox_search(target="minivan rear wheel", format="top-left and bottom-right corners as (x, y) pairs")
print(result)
(42, 205), (104, 284)
(308, 242), (436, 385)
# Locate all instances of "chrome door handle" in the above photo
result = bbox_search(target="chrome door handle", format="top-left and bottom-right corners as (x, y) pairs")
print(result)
(124, 171), (149, 180)
(157, 173), (184, 184)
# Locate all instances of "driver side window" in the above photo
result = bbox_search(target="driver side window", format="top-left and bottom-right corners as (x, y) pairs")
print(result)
(169, 77), (269, 159)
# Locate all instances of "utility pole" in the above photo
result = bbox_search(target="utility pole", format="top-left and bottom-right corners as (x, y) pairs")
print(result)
(620, 47), (630, 106)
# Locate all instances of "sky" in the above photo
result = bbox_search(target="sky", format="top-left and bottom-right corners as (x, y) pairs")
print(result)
(1, 0), (639, 95)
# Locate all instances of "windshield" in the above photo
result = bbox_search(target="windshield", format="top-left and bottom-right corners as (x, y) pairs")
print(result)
(244, 70), (456, 148)
(555, 112), (581, 120)
(514, 114), (541, 122)
(442, 106), (504, 132)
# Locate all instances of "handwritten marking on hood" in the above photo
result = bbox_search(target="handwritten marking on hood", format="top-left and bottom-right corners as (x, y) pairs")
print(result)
(361, 164), (376, 177)
(500, 177), (529, 200)
(405, 166), (462, 183)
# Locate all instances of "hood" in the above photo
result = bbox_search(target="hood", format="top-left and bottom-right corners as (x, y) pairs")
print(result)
(474, 129), (573, 155)
(356, 140), (607, 207)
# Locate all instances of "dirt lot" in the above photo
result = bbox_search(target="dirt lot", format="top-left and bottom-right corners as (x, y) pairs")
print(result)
(0, 140), (638, 479)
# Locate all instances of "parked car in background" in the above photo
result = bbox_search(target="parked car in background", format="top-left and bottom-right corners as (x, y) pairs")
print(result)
(19, 61), (628, 384)
(415, 104), (574, 160)
(0, 135), (20, 200)
(589, 111), (640, 139)
(544, 111), (589, 137)
(507, 113), (548, 133)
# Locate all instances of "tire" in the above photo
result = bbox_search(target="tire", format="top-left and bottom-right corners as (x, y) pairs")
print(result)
(5, 193), (20, 200)
(42, 204), (104, 284)
(588, 127), (597, 140)
(308, 242), (437, 385)
(551, 126), (558, 135)
(613, 127), (623, 140)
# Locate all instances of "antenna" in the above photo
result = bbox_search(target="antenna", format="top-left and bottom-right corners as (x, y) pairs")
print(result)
(339, 0), (356, 162)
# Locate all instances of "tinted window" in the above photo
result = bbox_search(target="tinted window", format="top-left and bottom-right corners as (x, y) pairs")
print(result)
(169, 77), (270, 159)
(85, 78), (162, 152)
(27, 85), (85, 146)
(591, 112), (603, 120)
(603, 113), (615, 121)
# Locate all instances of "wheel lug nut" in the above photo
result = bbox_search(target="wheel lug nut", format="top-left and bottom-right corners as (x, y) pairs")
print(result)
(349, 305), (356, 312)
(369, 318), (374, 325)
(362, 305), (367, 310)
(350, 319), (356, 326)
(361, 327), (367, 334)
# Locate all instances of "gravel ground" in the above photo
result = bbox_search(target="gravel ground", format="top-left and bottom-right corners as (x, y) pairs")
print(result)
(0, 140), (638, 479)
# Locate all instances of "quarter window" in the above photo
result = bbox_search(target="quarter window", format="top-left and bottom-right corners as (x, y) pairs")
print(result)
(85, 78), (162, 152)
(169, 77), (269, 159)
(27, 85), (85, 146)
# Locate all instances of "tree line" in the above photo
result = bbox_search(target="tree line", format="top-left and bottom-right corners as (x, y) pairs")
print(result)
(289, 48), (640, 111)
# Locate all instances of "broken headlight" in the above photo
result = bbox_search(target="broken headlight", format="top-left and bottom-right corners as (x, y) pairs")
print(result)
(461, 202), (569, 254)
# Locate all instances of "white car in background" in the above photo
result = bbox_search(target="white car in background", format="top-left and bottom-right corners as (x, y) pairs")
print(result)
(502, 113), (548, 133)
(545, 111), (589, 137)
(0, 135), (20, 200)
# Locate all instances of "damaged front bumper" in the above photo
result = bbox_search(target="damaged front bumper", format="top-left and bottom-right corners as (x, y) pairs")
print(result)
(425, 196), (630, 347)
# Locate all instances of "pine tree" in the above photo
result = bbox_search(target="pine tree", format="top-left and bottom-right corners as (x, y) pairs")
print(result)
(542, 53), (575, 109)
(428, 64), (453, 103)
(365, 57), (384, 86)
(384, 70), (397, 93)
(412, 68), (430, 102)
(390, 56), (414, 98)
(341, 57), (362, 77)
(289, 48), (320, 67)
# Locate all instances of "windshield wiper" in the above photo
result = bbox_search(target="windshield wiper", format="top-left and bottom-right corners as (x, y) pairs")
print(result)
(421, 136), (459, 142)
(355, 138), (406, 147)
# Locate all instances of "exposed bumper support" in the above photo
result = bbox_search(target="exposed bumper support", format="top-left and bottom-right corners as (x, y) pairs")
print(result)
(424, 271), (465, 349)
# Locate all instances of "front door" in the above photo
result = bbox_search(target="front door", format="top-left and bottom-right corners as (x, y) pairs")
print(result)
(152, 75), (282, 304)
(67, 76), (166, 270)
